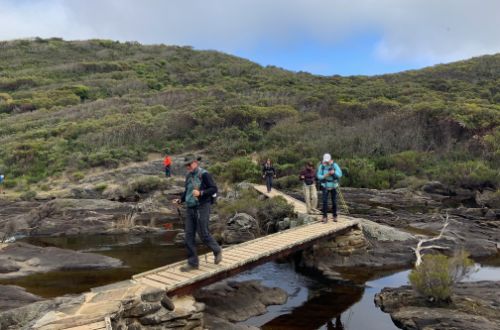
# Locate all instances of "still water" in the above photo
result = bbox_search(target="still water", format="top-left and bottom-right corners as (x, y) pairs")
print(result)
(2, 234), (499, 330)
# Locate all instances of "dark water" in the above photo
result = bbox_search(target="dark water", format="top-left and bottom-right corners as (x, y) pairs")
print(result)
(2, 234), (499, 330)
(0, 232), (193, 297)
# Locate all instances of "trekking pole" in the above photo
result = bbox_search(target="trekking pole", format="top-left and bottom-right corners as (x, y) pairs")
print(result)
(337, 185), (349, 215)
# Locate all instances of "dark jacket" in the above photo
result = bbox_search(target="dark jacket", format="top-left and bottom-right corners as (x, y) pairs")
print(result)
(299, 168), (316, 185)
(262, 163), (276, 177)
(181, 168), (217, 207)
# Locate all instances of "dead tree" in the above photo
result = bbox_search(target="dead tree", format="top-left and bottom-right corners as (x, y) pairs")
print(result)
(412, 213), (458, 267)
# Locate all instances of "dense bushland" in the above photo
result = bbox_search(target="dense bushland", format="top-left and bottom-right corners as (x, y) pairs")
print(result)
(0, 38), (498, 191)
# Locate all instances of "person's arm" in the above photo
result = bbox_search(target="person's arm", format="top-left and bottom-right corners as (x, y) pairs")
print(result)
(317, 166), (326, 180)
(299, 169), (305, 181)
(333, 163), (342, 178)
(200, 172), (217, 197)
(180, 179), (187, 203)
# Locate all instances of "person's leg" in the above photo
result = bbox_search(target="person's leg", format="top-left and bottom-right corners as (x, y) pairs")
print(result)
(166, 166), (171, 177)
(331, 188), (338, 220)
(304, 184), (311, 213)
(322, 188), (328, 221)
(311, 184), (318, 212)
(266, 176), (272, 192)
(196, 203), (221, 257)
(184, 207), (199, 267)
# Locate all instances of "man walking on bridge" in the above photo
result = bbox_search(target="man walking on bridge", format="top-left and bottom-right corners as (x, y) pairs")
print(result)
(173, 156), (222, 271)
(317, 153), (342, 223)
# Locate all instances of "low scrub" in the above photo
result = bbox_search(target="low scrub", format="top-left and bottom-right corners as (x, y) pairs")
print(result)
(128, 175), (168, 194)
(409, 250), (475, 302)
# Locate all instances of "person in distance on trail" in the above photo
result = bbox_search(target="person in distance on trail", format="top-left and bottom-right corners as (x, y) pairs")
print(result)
(0, 174), (4, 194)
(317, 153), (342, 223)
(299, 161), (318, 214)
(172, 156), (222, 272)
(262, 158), (276, 193)
(163, 152), (172, 177)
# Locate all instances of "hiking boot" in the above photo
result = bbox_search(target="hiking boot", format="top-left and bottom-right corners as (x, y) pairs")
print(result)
(322, 216), (328, 223)
(333, 216), (338, 222)
(214, 251), (222, 265)
(180, 264), (199, 272)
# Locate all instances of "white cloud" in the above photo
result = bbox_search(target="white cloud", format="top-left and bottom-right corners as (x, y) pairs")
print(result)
(0, 0), (499, 64)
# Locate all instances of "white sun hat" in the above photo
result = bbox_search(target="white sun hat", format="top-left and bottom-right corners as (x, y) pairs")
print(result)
(322, 153), (332, 163)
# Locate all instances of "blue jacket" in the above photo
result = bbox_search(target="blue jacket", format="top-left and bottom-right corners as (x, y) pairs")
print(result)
(317, 162), (342, 189)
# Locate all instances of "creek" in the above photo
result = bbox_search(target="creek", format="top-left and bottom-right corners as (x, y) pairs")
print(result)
(1, 233), (499, 330)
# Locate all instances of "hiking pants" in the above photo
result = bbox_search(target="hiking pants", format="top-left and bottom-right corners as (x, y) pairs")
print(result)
(303, 183), (318, 213)
(185, 202), (221, 267)
(322, 188), (338, 218)
(165, 165), (171, 177)
(265, 175), (273, 192)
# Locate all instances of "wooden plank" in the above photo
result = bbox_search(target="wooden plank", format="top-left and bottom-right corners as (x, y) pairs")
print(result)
(65, 322), (107, 330)
(157, 271), (193, 282)
(137, 277), (166, 289)
(145, 274), (173, 286)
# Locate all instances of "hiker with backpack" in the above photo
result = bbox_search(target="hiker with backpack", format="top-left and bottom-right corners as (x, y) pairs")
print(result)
(262, 158), (276, 193)
(299, 162), (318, 214)
(172, 156), (222, 271)
(163, 153), (172, 177)
(317, 153), (343, 223)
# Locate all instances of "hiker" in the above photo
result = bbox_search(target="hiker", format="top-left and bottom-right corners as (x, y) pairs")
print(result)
(172, 156), (222, 271)
(0, 174), (4, 194)
(262, 158), (276, 193)
(163, 154), (172, 177)
(299, 162), (318, 214)
(317, 153), (342, 223)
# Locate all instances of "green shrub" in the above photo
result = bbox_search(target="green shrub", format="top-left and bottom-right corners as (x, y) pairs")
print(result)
(210, 157), (260, 183)
(20, 190), (37, 201)
(409, 251), (475, 302)
(129, 175), (168, 194)
(274, 175), (300, 190)
(71, 171), (85, 181)
(94, 183), (108, 192)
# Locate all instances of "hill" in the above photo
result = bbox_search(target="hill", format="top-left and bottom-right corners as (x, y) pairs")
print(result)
(0, 38), (498, 192)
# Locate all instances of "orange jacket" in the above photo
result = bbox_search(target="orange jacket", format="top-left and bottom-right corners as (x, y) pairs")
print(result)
(163, 156), (172, 166)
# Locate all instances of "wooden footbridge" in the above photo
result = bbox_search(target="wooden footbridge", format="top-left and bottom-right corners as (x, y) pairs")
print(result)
(52, 185), (360, 330)
(132, 184), (359, 295)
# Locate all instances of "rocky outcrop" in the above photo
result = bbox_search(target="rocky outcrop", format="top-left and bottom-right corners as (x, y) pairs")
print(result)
(301, 222), (417, 281)
(0, 285), (43, 312)
(337, 186), (500, 260)
(194, 280), (287, 328)
(375, 281), (500, 330)
(222, 213), (259, 244)
(18, 280), (205, 330)
(0, 242), (122, 279)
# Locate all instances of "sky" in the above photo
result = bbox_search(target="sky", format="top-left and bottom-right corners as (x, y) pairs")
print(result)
(1, 0), (500, 76)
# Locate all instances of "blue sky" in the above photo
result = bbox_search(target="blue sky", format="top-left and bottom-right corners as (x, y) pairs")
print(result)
(1, 0), (499, 76)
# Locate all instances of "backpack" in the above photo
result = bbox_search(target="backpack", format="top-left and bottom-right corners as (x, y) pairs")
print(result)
(190, 168), (217, 204)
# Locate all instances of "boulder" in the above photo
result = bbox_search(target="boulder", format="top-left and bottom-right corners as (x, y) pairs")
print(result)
(375, 281), (500, 330)
(195, 280), (287, 324)
(222, 213), (259, 244)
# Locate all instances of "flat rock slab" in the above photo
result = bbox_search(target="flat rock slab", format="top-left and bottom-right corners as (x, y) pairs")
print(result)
(375, 281), (500, 330)
(0, 284), (43, 312)
(0, 242), (122, 279)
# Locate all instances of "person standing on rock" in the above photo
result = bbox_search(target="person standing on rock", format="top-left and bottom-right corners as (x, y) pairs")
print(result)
(317, 153), (342, 223)
(262, 158), (276, 193)
(299, 162), (318, 214)
(173, 156), (222, 271)
(0, 174), (4, 194)
(163, 153), (172, 177)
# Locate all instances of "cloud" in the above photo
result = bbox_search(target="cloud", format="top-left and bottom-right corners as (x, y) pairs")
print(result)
(1, 0), (499, 66)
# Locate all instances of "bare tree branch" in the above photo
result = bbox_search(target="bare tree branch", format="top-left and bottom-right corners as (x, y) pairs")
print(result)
(414, 213), (456, 267)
